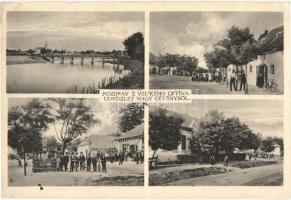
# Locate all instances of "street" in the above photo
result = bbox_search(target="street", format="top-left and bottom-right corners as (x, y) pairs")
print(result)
(163, 163), (283, 186)
(8, 159), (144, 186)
(150, 75), (279, 95)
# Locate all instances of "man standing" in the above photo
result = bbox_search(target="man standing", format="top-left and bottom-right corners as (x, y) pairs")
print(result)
(70, 152), (75, 172)
(63, 152), (69, 171)
(92, 153), (97, 172)
(101, 153), (107, 173)
(74, 152), (79, 172)
(230, 70), (237, 92)
(240, 70), (247, 91)
(86, 153), (92, 172)
(224, 154), (229, 166)
(79, 152), (85, 171)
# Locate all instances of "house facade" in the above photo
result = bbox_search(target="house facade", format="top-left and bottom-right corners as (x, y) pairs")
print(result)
(149, 109), (197, 162)
(227, 26), (284, 93)
(116, 124), (144, 153)
(77, 135), (117, 155)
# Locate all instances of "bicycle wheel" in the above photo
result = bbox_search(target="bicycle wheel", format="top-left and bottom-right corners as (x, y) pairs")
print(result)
(271, 83), (278, 93)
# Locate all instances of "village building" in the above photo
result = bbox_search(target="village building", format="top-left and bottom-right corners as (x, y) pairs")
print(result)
(77, 124), (144, 156)
(77, 135), (117, 155)
(116, 124), (144, 153)
(149, 110), (197, 162)
(227, 26), (284, 92)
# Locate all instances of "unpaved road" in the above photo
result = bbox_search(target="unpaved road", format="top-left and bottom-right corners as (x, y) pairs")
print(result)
(163, 163), (283, 186)
(8, 160), (143, 186)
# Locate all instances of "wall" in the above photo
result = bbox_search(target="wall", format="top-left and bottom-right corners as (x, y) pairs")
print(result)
(264, 51), (284, 92)
(77, 145), (89, 155)
(118, 137), (144, 152)
(227, 51), (283, 92)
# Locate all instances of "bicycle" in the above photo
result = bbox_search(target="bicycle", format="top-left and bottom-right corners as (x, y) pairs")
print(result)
(266, 79), (278, 93)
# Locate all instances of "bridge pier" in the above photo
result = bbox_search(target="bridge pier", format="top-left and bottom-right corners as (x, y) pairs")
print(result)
(81, 56), (84, 65)
(70, 56), (74, 65)
(91, 56), (94, 66)
(61, 56), (64, 64)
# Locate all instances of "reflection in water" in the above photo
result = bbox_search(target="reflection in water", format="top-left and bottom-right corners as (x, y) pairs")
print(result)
(7, 58), (130, 93)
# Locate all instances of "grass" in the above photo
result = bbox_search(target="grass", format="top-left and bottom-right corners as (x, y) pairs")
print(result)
(150, 74), (280, 95)
(149, 166), (227, 186)
(87, 175), (144, 186)
(106, 59), (144, 89)
(230, 160), (278, 169)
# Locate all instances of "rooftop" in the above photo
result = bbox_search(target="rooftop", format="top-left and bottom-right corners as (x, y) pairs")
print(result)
(256, 26), (283, 54)
(117, 124), (144, 140)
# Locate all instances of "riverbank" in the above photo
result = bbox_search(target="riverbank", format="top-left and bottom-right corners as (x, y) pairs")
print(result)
(105, 59), (144, 89)
(7, 55), (47, 65)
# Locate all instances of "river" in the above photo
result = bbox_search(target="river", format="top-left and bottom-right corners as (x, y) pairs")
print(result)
(7, 57), (130, 93)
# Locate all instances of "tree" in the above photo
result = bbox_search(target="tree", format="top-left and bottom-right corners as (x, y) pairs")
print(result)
(206, 26), (258, 92)
(260, 137), (275, 153)
(50, 99), (98, 155)
(204, 47), (231, 76)
(119, 103), (144, 132)
(149, 108), (184, 159)
(8, 99), (53, 176)
(123, 32), (144, 62)
(193, 110), (260, 161)
(45, 136), (62, 154)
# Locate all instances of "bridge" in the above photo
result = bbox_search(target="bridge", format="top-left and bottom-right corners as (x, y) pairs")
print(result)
(44, 53), (120, 66)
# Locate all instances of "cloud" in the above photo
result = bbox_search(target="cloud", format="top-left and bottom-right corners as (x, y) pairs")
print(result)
(150, 12), (283, 68)
(7, 12), (144, 50)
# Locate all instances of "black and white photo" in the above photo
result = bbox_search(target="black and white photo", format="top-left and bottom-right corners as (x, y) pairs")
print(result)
(8, 98), (144, 186)
(7, 12), (145, 93)
(150, 12), (284, 94)
(149, 100), (283, 186)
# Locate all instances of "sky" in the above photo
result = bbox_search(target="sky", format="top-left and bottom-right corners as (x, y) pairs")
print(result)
(7, 11), (144, 51)
(150, 12), (283, 68)
(152, 99), (283, 138)
(8, 98), (129, 139)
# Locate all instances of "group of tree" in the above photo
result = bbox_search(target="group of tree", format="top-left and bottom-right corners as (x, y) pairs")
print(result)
(123, 32), (144, 62)
(148, 108), (283, 160)
(149, 108), (184, 159)
(192, 110), (261, 160)
(150, 53), (199, 72)
(8, 98), (97, 175)
(204, 26), (260, 85)
(8, 99), (54, 175)
(119, 103), (144, 133)
(260, 136), (283, 155)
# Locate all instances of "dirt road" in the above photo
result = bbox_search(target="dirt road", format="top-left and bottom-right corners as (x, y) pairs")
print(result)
(163, 163), (283, 186)
(8, 160), (144, 186)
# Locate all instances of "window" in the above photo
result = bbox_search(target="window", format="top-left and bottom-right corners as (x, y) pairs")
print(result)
(270, 64), (275, 75)
(181, 135), (186, 150)
(249, 65), (252, 73)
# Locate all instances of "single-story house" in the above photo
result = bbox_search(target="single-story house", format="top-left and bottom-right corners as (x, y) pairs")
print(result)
(77, 135), (117, 155)
(149, 109), (197, 162)
(227, 26), (283, 93)
(116, 124), (144, 153)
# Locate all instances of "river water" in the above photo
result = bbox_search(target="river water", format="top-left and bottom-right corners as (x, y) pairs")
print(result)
(7, 57), (130, 93)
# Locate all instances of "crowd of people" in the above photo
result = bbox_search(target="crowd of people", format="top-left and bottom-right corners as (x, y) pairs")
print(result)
(54, 151), (144, 173)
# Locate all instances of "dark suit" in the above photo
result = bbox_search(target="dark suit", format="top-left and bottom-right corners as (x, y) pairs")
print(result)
(92, 156), (97, 172)
(86, 156), (92, 172)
